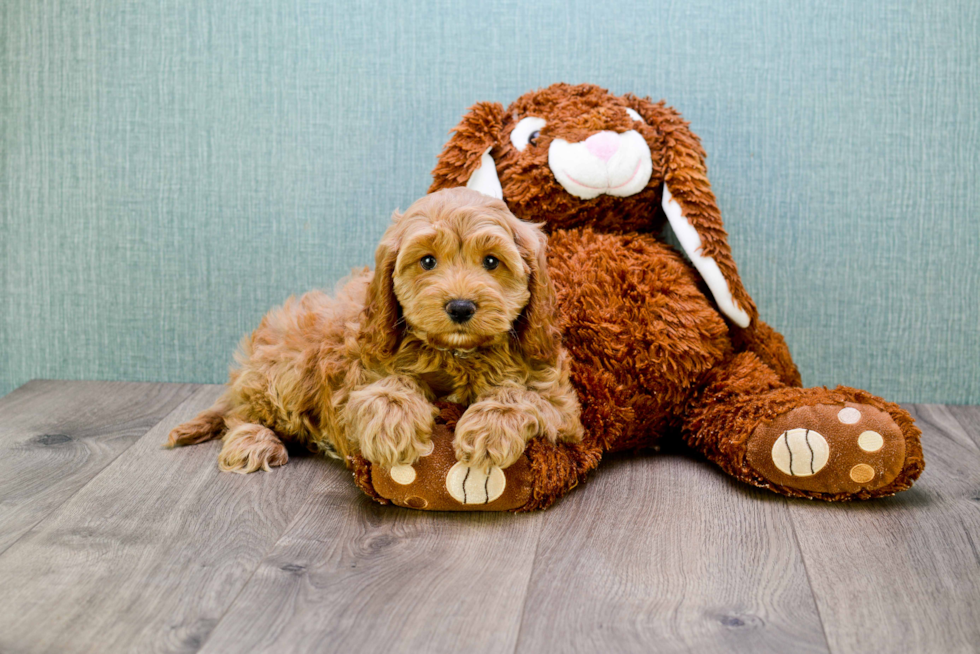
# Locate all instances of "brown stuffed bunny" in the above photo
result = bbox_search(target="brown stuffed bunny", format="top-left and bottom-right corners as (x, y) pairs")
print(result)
(349, 83), (924, 510)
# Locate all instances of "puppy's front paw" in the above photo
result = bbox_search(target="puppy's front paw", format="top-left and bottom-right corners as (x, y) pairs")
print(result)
(454, 402), (537, 470)
(345, 386), (437, 468)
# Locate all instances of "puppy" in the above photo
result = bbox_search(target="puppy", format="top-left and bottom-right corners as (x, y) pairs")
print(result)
(166, 187), (584, 474)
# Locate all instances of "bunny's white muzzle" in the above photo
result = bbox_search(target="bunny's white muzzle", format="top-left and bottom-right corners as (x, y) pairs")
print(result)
(547, 130), (653, 200)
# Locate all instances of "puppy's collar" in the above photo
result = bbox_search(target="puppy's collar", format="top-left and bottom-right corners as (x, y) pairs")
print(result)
(430, 344), (477, 359)
(408, 329), (479, 358)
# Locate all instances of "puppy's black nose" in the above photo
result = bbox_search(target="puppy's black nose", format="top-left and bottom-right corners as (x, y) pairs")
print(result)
(445, 299), (477, 323)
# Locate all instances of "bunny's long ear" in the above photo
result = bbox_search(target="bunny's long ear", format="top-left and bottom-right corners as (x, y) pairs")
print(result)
(429, 102), (506, 199)
(625, 95), (756, 328)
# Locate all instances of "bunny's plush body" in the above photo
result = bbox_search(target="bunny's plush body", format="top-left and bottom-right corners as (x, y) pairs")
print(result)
(349, 83), (923, 511)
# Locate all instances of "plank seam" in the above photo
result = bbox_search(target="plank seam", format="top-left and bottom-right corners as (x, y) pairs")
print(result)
(511, 513), (546, 654)
(193, 469), (334, 654)
(943, 404), (980, 453)
(786, 498), (835, 654)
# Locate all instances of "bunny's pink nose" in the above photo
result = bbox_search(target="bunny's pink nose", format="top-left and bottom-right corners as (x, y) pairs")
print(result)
(584, 131), (620, 161)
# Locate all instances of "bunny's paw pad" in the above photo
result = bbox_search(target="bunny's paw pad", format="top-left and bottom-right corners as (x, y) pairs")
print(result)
(745, 403), (907, 494)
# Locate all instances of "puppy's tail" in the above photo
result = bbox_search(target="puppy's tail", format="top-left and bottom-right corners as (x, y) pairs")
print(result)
(166, 395), (231, 448)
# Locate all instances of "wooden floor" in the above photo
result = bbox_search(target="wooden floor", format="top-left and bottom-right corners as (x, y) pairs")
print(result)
(0, 381), (978, 653)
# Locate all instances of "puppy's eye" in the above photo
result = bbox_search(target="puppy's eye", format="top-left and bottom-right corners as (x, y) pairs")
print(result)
(420, 255), (437, 270)
(511, 117), (547, 152)
(483, 255), (499, 271)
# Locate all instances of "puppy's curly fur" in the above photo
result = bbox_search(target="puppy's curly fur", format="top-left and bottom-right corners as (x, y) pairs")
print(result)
(167, 188), (583, 473)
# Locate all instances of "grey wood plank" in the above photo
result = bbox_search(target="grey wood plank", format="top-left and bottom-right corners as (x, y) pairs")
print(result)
(0, 379), (197, 554)
(198, 475), (544, 654)
(787, 403), (980, 654)
(514, 451), (829, 654)
(0, 384), (325, 654)
(946, 404), (980, 449)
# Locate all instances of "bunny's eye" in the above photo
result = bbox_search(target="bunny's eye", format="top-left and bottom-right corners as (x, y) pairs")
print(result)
(511, 117), (547, 152)
(420, 255), (437, 270)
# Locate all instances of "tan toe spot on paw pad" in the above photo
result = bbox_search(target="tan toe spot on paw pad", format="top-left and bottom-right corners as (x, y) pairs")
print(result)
(849, 463), (876, 483)
(446, 462), (505, 504)
(837, 407), (862, 424)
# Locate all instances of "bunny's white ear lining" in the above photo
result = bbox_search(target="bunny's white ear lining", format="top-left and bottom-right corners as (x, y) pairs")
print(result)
(662, 184), (751, 328)
(465, 148), (503, 200)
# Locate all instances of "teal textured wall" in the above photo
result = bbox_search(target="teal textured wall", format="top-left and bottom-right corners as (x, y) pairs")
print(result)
(2, 0), (978, 403)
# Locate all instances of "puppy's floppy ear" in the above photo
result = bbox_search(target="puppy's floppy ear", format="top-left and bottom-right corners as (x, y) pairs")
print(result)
(429, 102), (506, 200)
(624, 94), (757, 329)
(359, 216), (404, 361)
(510, 219), (561, 363)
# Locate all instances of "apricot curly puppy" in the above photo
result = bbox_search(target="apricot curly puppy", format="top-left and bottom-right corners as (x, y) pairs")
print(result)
(166, 188), (583, 473)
